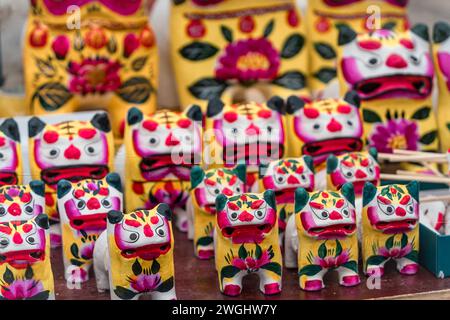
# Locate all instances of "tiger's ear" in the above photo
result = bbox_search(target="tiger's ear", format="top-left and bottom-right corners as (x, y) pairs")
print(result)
(326, 155), (338, 174)
(233, 164), (247, 184)
(106, 173), (122, 193)
(28, 117), (46, 138)
(406, 181), (420, 203)
(157, 203), (172, 221)
(258, 163), (269, 178)
(107, 210), (124, 224)
(29, 180), (45, 197)
(185, 104), (203, 122)
(433, 22), (450, 44)
(303, 156), (315, 174)
(344, 90), (361, 109)
(341, 183), (355, 207)
(35, 214), (49, 230)
(286, 96), (305, 115)
(190, 166), (205, 189)
(337, 24), (357, 46)
(369, 147), (378, 162)
(267, 96), (285, 115)
(295, 188), (310, 214)
(57, 180), (72, 199)
(0, 118), (20, 142)
(215, 194), (228, 212)
(206, 98), (224, 118)
(263, 190), (276, 210)
(91, 113), (111, 133)
(362, 182), (378, 207)
(127, 107), (144, 125)
(411, 23), (430, 42)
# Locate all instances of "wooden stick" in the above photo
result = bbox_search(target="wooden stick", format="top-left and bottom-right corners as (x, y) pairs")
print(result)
(421, 195), (450, 203)
(393, 149), (445, 157)
(381, 173), (450, 184)
(395, 170), (441, 178)
(421, 162), (445, 177)
(378, 153), (448, 163)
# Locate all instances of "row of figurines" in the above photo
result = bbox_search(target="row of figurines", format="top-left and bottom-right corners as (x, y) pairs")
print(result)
(0, 157), (422, 300)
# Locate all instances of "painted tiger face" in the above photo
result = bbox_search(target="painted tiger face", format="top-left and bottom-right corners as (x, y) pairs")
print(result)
(327, 149), (380, 196)
(0, 119), (21, 187)
(0, 182), (45, 222)
(338, 26), (434, 100)
(363, 182), (419, 234)
(260, 157), (315, 203)
(215, 190), (277, 244)
(0, 215), (49, 270)
(295, 184), (357, 239)
(287, 92), (363, 165)
(57, 173), (123, 232)
(107, 204), (173, 261)
(28, 113), (113, 188)
(206, 98), (285, 167)
(126, 106), (202, 181)
(434, 22), (450, 91)
(190, 165), (246, 215)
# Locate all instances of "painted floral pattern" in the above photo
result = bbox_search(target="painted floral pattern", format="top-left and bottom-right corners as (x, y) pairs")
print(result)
(366, 233), (418, 268)
(370, 119), (419, 153)
(0, 266), (49, 300)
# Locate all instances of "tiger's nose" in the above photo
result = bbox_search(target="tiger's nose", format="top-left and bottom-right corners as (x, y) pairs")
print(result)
(64, 145), (81, 160)
(87, 198), (100, 210)
(386, 54), (408, 69)
(8, 203), (21, 216)
(327, 118), (342, 132)
(287, 175), (300, 184)
(238, 211), (254, 222)
(355, 170), (367, 179)
(329, 210), (343, 220)
(245, 123), (261, 136)
(222, 188), (233, 196)
(165, 133), (180, 146)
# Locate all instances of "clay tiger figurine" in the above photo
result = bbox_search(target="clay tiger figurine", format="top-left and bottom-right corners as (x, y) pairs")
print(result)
(285, 91), (363, 169)
(24, 0), (159, 137)
(0, 214), (55, 300)
(123, 106), (202, 232)
(258, 156), (315, 244)
(205, 97), (286, 191)
(57, 173), (123, 285)
(362, 182), (420, 277)
(306, 0), (409, 97)
(0, 181), (45, 221)
(0, 118), (22, 186)
(28, 113), (114, 246)
(432, 22), (450, 153)
(170, 0), (309, 109)
(285, 184), (360, 291)
(187, 165), (246, 260)
(93, 205), (176, 300)
(214, 190), (282, 296)
(337, 25), (438, 153)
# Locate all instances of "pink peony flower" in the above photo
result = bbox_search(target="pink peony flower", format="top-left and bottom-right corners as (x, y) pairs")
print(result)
(232, 250), (271, 272)
(1, 279), (45, 300)
(68, 57), (121, 95)
(215, 38), (280, 83)
(130, 274), (162, 293)
(145, 182), (188, 210)
(52, 35), (70, 60)
(378, 243), (412, 259)
(80, 241), (95, 260)
(369, 119), (419, 153)
(314, 250), (350, 269)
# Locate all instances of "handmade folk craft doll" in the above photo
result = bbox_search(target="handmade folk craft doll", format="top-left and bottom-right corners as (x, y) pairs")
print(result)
(361, 182), (420, 276)
(214, 190), (282, 296)
(24, 0), (158, 136)
(285, 91), (363, 169)
(284, 184), (360, 291)
(56, 173), (123, 285)
(205, 97), (286, 191)
(170, 0), (309, 109)
(0, 214), (55, 300)
(337, 25), (438, 153)
(306, 0), (410, 97)
(0, 181), (45, 221)
(187, 165), (246, 260)
(0, 118), (22, 186)
(124, 106), (203, 232)
(432, 22), (450, 153)
(258, 156), (315, 244)
(93, 205), (176, 300)
(28, 113), (114, 246)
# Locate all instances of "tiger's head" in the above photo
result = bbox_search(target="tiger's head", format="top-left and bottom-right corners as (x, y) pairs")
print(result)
(327, 149), (380, 196)
(0, 181), (45, 222)
(0, 214), (49, 269)
(294, 184), (357, 239)
(338, 24), (434, 100)
(126, 106), (202, 181)
(362, 181), (419, 234)
(190, 165), (246, 215)
(433, 22), (450, 92)
(28, 113), (113, 189)
(205, 97), (285, 168)
(215, 190), (277, 244)
(286, 92), (363, 165)
(107, 204), (173, 261)
(57, 173), (123, 232)
(0, 119), (21, 187)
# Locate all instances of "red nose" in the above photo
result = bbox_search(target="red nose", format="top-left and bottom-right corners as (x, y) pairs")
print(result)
(222, 188), (233, 196)
(329, 211), (343, 220)
(86, 198), (100, 210)
(238, 211), (254, 222)
(327, 118), (342, 132)
(13, 232), (23, 245)
(64, 144), (81, 160)
(165, 133), (180, 146)
(144, 224), (154, 237)
(355, 170), (367, 179)
(287, 175), (300, 184)
(395, 207), (406, 216)
(386, 54), (408, 69)
(245, 123), (261, 136)
(8, 203), (22, 216)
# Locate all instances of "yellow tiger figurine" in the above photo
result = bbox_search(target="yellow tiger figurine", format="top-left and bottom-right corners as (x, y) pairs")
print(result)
(24, 0), (158, 136)
(170, 0), (309, 109)
(0, 118), (22, 187)
(306, 0), (409, 97)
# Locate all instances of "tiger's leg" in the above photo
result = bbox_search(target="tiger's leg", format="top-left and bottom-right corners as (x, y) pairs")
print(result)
(45, 192), (62, 248)
(395, 257), (419, 275)
(284, 214), (298, 269)
(298, 267), (327, 291)
(365, 258), (389, 277)
(258, 269), (282, 295)
(220, 270), (245, 297)
(336, 265), (361, 287)
(193, 213), (215, 260)
(151, 287), (177, 300)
